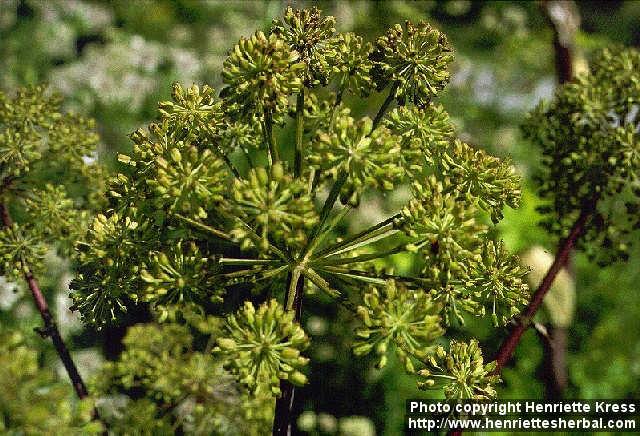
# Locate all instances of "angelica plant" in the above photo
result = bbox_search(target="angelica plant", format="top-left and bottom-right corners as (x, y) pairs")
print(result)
(0, 85), (106, 402)
(491, 46), (640, 373)
(69, 7), (528, 434)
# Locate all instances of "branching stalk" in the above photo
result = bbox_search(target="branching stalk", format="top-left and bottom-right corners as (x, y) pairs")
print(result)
(316, 213), (401, 258)
(371, 81), (399, 131)
(0, 203), (90, 400)
(295, 89), (305, 178)
(272, 269), (305, 436)
(492, 199), (596, 372)
(263, 108), (279, 165)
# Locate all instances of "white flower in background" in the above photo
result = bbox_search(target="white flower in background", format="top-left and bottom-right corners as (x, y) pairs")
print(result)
(51, 31), (203, 111)
(0, 276), (18, 310)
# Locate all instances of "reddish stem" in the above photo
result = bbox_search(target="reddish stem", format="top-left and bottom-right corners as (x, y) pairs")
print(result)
(0, 203), (89, 399)
(493, 201), (594, 372)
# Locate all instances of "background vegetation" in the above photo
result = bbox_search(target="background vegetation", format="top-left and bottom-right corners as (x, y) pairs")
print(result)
(1, 1), (639, 434)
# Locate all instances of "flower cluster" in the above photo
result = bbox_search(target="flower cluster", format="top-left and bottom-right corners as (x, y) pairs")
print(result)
(370, 21), (453, 105)
(67, 7), (527, 407)
(140, 241), (223, 308)
(469, 240), (531, 326)
(0, 223), (47, 280)
(328, 32), (373, 96)
(230, 163), (318, 254)
(94, 323), (260, 434)
(310, 110), (403, 205)
(523, 47), (640, 264)
(0, 326), (101, 434)
(221, 31), (304, 117)
(443, 140), (521, 223)
(417, 339), (500, 400)
(386, 103), (454, 169)
(0, 85), (105, 281)
(214, 300), (310, 395)
(353, 281), (444, 372)
(271, 6), (336, 87)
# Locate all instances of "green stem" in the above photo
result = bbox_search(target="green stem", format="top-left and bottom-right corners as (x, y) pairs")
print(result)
(272, 268), (304, 435)
(303, 268), (357, 312)
(319, 267), (387, 286)
(204, 125), (240, 178)
(218, 257), (281, 266)
(315, 213), (401, 258)
(303, 171), (349, 257)
(263, 108), (279, 165)
(328, 86), (345, 130)
(285, 267), (302, 311)
(371, 81), (399, 131)
(217, 209), (289, 262)
(313, 241), (411, 267)
(294, 89), (305, 178)
(304, 205), (352, 260)
(220, 151), (241, 179)
(174, 213), (233, 241)
(318, 265), (423, 286)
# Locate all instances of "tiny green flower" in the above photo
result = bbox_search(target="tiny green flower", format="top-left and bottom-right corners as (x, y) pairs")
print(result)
(0, 223), (47, 280)
(214, 299), (310, 395)
(469, 240), (530, 326)
(271, 6), (336, 87)
(230, 163), (318, 254)
(147, 143), (227, 215)
(70, 213), (145, 326)
(353, 280), (444, 373)
(158, 83), (223, 134)
(140, 241), (223, 307)
(221, 31), (305, 117)
(443, 140), (521, 223)
(328, 32), (373, 96)
(310, 109), (403, 205)
(399, 176), (487, 262)
(417, 339), (500, 400)
(386, 103), (454, 169)
(371, 21), (453, 105)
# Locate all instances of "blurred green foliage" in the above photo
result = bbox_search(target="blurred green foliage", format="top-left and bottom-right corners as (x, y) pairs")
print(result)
(1, 1), (639, 435)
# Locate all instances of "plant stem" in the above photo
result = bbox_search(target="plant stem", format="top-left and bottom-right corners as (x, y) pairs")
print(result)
(492, 201), (595, 373)
(294, 89), (305, 178)
(272, 271), (304, 436)
(0, 203), (89, 399)
(315, 213), (401, 258)
(205, 126), (241, 178)
(303, 171), (349, 257)
(449, 204), (594, 436)
(173, 213), (233, 241)
(541, 0), (578, 85)
(264, 108), (279, 165)
(314, 241), (409, 266)
(371, 81), (399, 131)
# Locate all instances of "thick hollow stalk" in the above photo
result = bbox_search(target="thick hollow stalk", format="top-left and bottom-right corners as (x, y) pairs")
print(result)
(450, 202), (594, 436)
(0, 203), (89, 399)
(493, 202), (594, 372)
(272, 272), (304, 436)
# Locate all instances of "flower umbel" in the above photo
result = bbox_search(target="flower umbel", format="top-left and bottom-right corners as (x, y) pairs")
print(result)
(417, 339), (500, 400)
(310, 110), (403, 205)
(221, 31), (304, 117)
(469, 240), (530, 326)
(371, 21), (453, 105)
(214, 299), (310, 395)
(353, 280), (444, 372)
